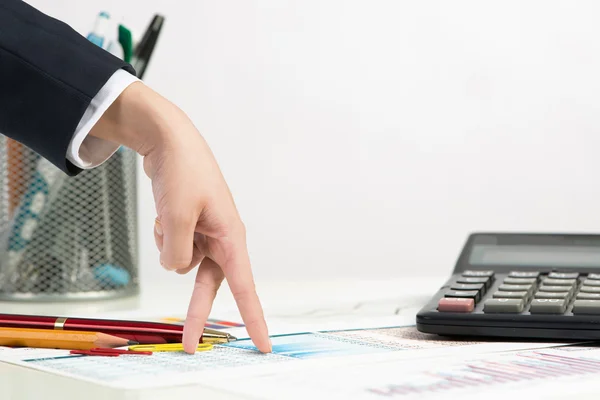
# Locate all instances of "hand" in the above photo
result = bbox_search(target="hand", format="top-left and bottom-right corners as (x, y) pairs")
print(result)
(90, 82), (271, 354)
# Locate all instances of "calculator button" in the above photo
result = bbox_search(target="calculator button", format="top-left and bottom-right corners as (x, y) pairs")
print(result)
(573, 300), (600, 314)
(493, 291), (528, 299)
(457, 277), (491, 288)
(539, 285), (574, 294)
(548, 272), (579, 280)
(542, 278), (577, 287)
(438, 298), (474, 312)
(587, 273), (600, 280)
(580, 286), (600, 293)
(445, 290), (480, 303)
(499, 284), (534, 294)
(503, 277), (537, 285)
(462, 270), (494, 278)
(529, 298), (567, 314)
(451, 283), (485, 292)
(534, 291), (570, 299)
(582, 279), (600, 287)
(576, 292), (600, 300)
(483, 298), (525, 313)
(509, 271), (540, 279)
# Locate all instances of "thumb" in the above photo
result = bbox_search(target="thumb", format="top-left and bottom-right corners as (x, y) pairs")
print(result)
(158, 208), (196, 271)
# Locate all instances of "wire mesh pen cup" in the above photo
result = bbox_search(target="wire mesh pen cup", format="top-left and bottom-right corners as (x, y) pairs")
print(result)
(0, 137), (139, 301)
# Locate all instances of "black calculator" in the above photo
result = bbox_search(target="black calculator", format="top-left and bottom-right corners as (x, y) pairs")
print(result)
(416, 232), (600, 340)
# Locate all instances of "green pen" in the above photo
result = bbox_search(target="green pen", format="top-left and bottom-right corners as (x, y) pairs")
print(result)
(118, 24), (133, 63)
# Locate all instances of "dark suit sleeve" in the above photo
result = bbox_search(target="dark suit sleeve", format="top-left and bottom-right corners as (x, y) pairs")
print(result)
(0, 0), (136, 176)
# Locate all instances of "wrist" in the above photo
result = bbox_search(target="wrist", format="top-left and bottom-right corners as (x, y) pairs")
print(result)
(89, 82), (174, 156)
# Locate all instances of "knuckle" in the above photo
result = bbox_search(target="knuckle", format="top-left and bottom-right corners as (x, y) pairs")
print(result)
(162, 209), (195, 227)
(237, 220), (247, 237)
(194, 279), (221, 295)
(211, 221), (231, 238)
(231, 287), (257, 304)
(195, 279), (219, 290)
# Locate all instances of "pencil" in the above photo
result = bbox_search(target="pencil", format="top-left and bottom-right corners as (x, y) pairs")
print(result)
(0, 327), (138, 350)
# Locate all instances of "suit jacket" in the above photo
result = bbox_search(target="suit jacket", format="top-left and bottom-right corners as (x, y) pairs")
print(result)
(0, 0), (135, 176)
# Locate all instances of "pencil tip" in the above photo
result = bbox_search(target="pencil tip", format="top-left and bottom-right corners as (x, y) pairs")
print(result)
(127, 340), (139, 345)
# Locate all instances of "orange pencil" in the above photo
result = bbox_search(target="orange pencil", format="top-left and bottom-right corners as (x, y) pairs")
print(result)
(0, 327), (138, 350)
(6, 140), (32, 216)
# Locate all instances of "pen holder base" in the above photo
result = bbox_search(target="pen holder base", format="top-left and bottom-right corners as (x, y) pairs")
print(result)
(0, 138), (139, 301)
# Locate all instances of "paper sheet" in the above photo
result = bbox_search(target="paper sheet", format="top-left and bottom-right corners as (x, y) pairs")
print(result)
(0, 325), (572, 390)
(207, 344), (600, 400)
(91, 295), (426, 339)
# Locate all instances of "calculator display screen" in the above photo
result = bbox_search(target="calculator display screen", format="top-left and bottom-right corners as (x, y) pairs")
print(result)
(469, 244), (600, 267)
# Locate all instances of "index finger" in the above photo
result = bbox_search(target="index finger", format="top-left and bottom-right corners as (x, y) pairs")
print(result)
(217, 233), (271, 353)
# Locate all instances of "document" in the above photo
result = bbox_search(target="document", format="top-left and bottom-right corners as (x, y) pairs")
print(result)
(0, 325), (572, 390)
(208, 344), (600, 399)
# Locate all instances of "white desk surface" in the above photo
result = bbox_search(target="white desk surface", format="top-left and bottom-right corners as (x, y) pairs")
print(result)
(0, 276), (440, 400)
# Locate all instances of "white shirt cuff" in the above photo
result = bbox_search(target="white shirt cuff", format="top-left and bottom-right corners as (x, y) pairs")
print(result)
(67, 69), (140, 169)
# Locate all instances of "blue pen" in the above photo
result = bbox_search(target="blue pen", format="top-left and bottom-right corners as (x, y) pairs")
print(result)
(86, 11), (110, 48)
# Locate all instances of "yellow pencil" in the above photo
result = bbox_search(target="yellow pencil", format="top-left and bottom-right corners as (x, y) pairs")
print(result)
(0, 327), (138, 350)
(129, 343), (213, 352)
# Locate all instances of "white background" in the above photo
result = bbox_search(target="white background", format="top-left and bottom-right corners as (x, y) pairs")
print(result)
(26, 1), (600, 287)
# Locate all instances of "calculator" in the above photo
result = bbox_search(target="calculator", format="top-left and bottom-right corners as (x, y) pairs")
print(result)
(416, 232), (600, 340)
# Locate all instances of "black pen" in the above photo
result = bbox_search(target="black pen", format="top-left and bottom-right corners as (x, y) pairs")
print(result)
(132, 14), (165, 79)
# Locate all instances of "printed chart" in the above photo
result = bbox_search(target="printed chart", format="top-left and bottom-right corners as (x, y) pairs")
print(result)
(365, 347), (600, 397)
(216, 345), (600, 400)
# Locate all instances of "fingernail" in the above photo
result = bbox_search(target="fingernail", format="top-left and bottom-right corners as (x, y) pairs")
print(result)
(269, 338), (273, 352)
(155, 219), (163, 236)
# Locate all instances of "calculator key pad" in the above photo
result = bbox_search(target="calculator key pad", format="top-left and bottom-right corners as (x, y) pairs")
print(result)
(437, 270), (600, 316)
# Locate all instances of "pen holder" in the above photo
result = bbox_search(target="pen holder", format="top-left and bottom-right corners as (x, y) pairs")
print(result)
(0, 140), (139, 301)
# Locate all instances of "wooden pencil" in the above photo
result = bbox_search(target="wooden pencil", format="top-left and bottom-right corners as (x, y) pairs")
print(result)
(0, 327), (138, 350)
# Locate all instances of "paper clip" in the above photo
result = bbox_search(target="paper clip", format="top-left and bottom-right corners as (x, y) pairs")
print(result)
(128, 343), (213, 353)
